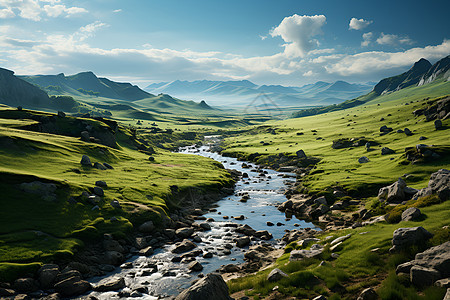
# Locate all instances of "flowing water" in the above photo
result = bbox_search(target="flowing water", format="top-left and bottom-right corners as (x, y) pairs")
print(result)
(88, 144), (318, 299)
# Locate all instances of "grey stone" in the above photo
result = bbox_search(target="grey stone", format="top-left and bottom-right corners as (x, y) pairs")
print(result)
(104, 251), (124, 265)
(54, 276), (91, 297)
(390, 226), (433, 252)
(312, 296), (327, 300)
(57, 111), (66, 118)
(410, 265), (441, 287)
(81, 131), (90, 142)
(175, 273), (230, 300)
(93, 162), (107, 170)
(176, 227), (194, 239)
(381, 147), (395, 155)
(103, 163), (114, 169)
(413, 169), (450, 201)
(358, 156), (369, 163)
(13, 278), (38, 293)
(94, 277), (125, 292)
(103, 239), (124, 253)
(38, 264), (60, 289)
(435, 278), (450, 288)
(139, 246), (154, 256)
(401, 207), (421, 221)
(139, 220), (155, 233)
(289, 248), (323, 261)
(95, 180), (107, 187)
(404, 128), (413, 136)
(80, 155), (91, 166)
(199, 222), (211, 231)
(435, 119), (443, 130)
(188, 260), (203, 272)
(93, 186), (104, 197)
(236, 236), (250, 248)
(314, 196), (327, 205)
(445, 288), (450, 300)
(110, 199), (121, 209)
(378, 178), (407, 203)
(267, 268), (288, 282)
(296, 149), (306, 158)
(172, 239), (197, 254)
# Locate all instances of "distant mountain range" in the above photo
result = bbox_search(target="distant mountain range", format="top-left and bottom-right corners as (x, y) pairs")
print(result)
(292, 55), (450, 118)
(145, 79), (374, 108)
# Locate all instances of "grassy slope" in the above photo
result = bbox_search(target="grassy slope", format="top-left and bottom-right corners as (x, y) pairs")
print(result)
(222, 80), (450, 195)
(0, 107), (233, 280)
(228, 200), (449, 299)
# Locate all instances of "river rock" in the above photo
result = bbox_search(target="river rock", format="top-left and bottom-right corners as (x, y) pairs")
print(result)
(236, 236), (250, 248)
(390, 226), (433, 252)
(199, 222), (211, 231)
(81, 155), (91, 166)
(357, 287), (378, 300)
(13, 278), (38, 293)
(139, 220), (155, 233)
(235, 224), (256, 236)
(54, 277), (91, 297)
(413, 169), (450, 201)
(38, 264), (60, 289)
(401, 207), (422, 221)
(176, 227), (194, 239)
(175, 273), (230, 300)
(172, 239), (197, 254)
(188, 260), (203, 272)
(220, 264), (240, 273)
(267, 268), (288, 282)
(104, 251), (124, 265)
(139, 246), (154, 256)
(94, 277), (125, 292)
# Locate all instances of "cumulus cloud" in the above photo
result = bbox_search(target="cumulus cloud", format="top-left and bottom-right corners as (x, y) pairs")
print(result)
(270, 14), (326, 57)
(326, 40), (450, 76)
(0, 0), (87, 21)
(0, 7), (14, 18)
(113, 9), (122, 13)
(376, 33), (414, 46)
(361, 32), (373, 47)
(349, 18), (372, 30)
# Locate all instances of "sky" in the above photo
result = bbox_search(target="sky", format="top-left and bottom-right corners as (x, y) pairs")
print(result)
(0, 0), (449, 87)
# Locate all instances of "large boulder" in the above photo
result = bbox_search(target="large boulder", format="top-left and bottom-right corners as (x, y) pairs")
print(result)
(410, 265), (441, 287)
(289, 248), (323, 261)
(401, 207), (422, 222)
(296, 150), (306, 158)
(13, 278), (39, 293)
(236, 236), (250, 248)
(413, 169), (450, 201)
(175, 273), (231, 300)
(80, 155), (91, 166)
(139, 220), (155, 233)
(378, 178), (407, 203)
(390, 226), (433, 252)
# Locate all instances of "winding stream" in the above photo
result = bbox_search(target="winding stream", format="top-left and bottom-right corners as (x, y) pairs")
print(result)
(87, 143), (318, 299)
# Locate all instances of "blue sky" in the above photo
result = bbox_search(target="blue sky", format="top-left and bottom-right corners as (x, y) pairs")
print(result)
(0, 0), (449, 87)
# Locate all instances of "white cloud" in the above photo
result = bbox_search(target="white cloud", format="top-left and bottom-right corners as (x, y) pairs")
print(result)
(270, 14), (326, 58)
(326, 40), (450, 76)
(349, 17), (373, 30)
(361, 32), (373, 47)
(79, 21), (107, 33)
(377, 33), (414, 46)
(113, 9), (122, 13)
(0, 0), (87, 21)
(259, 35), (267, 41)
(0, 7), (14, 18)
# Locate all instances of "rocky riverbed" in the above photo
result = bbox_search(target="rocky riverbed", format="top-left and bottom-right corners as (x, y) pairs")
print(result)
(82, 144), (319, 299)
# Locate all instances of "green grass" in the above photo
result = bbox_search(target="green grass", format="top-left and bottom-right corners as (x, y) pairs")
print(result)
(0, 107), (235, 277)
(221, 81), (450, 196)
(228, 201), (450, 299)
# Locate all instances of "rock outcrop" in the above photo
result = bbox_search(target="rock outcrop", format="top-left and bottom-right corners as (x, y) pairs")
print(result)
(390, 226), (433, 252)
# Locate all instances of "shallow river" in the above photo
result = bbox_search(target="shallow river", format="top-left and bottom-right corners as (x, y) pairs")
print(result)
(87, 144), (318, 299)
